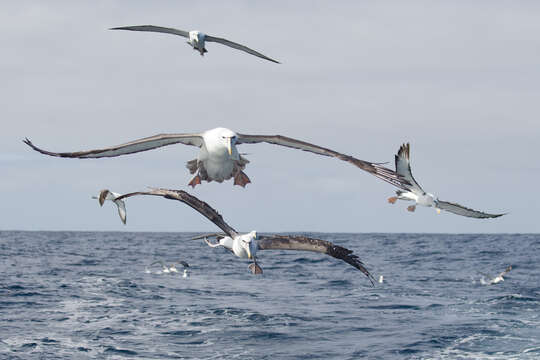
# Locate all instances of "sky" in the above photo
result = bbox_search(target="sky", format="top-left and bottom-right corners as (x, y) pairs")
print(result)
(1, 1), (539, 233)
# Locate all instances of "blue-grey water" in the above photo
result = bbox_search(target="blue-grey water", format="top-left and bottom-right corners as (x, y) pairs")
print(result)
(1, 231), (539, 359)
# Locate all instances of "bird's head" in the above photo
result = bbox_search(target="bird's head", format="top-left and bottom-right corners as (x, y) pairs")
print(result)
(217, 128), (238, 156)
(240, 230), (258, 259)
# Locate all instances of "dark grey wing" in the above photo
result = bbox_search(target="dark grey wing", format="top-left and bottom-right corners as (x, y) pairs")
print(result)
(435, 200), (506, 219)
(23, 133), (203, 159)
(176, 261), (189, 268)
(205, 35), (280, 64)
(150, 260), (165, 267)
(114, 188), (238, 237)
(257, 235), (374, 285)
(237, 134), (410, 190)
(395, 143), (424, 194)
(110, 25), (189, 38)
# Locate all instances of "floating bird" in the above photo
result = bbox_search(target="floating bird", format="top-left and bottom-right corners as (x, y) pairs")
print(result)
(110, 25), (280, 63)
(172, 260), (190, 278)
(101, 187), (374, 284)
(149, 260), (170, 274)
(480, 265), (512, 285)
(91, 189), (127, 224)
(148, 259), (190, 276)
(23, 127), (409, 189)
(387, 143), (505, 218)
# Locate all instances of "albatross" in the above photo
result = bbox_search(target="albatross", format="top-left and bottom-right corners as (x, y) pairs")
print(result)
(100, 187), (374, 284)
(110, 25), (280, 64)
(92, 189), (127, 224)
(387, 143), (505, 218)
(23, 127), (410, 189)
(480, 265), (512, 285)
(147, 260), (190, 276)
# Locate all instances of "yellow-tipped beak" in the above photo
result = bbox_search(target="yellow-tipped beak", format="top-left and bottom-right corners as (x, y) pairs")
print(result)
(227, 137), (232, 156)
(436, 208), (441, 214)
(246, 248), (252, 259)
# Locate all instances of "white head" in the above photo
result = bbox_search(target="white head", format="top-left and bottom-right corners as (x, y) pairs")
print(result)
(418, 192), (437, 208)
(205, 127), (238, 156)
(189, 30), (202, 42)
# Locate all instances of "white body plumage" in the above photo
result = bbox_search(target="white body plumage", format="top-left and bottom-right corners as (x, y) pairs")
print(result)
(188, 30), (206, 55)
(199, 128), (240, 183)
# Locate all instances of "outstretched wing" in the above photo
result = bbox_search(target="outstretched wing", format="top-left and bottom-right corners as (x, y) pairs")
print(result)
(23, 133), (203, 159)
(205, 35), (280, 64)
(395, 143), (424, 194)
(257, 235), (374, 285)
(236, 134), (410, 190)
(114, 188), (238, 237)
(114, 199), (127, 225)
(150, 260), (166, 267)
(435, 200), (506, 219)
(110, 25), (189, 38)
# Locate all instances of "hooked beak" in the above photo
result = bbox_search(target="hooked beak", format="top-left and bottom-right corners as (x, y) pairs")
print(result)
(227, 137), (232, 156)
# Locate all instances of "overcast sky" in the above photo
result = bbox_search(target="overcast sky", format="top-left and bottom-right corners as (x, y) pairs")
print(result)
(1, 1), (539, 233)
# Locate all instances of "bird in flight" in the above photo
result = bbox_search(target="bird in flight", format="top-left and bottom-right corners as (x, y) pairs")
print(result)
(110, 25), (280, 63)
(97, 187), (375, 284)
(387, 143), (505, 218)
(92, 189), (127, 224)
(24, 127), (409, 190)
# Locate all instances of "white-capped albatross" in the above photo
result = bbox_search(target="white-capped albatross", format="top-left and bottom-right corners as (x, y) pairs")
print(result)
(91, 189), (127, 224)
(387, 143), (505, 218)
(101, 187), (374, 284)
(110, 25), (280, 63)
(149, 260), (171, 274)
(480, 265), (512, 285)
(148, 259), (190, 276)
(23, 127), (410, 190)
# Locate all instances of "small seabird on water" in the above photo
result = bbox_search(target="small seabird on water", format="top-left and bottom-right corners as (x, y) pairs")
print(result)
(92, 189), (127, 224)
(149, 260), (171, 274)
(24, 127), (409, 189)
(480, 265), (512, 285)
(110, 25), (280, 63)
(387, 143), (505, 218)
(176, 261), (190, 278)
(147, 260), (190, 276)
(99, 188), (375, 284)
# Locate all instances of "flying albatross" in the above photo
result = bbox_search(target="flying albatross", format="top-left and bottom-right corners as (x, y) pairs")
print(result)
(23, 127), (410, 190)
(100, 187), (374, 284)
(92, 189), (127, 224)
(387, 143), (505, 218)
(110, 25), (280, 64)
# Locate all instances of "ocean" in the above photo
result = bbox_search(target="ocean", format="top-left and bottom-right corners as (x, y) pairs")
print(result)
(0, 231), (539, 359)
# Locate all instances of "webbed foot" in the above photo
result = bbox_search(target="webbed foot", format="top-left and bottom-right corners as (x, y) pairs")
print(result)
(388, 196), (398, 204)
(248, 263), (263, 275)
(188, 175), (202, 188)
(234, 171), (251, 187)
